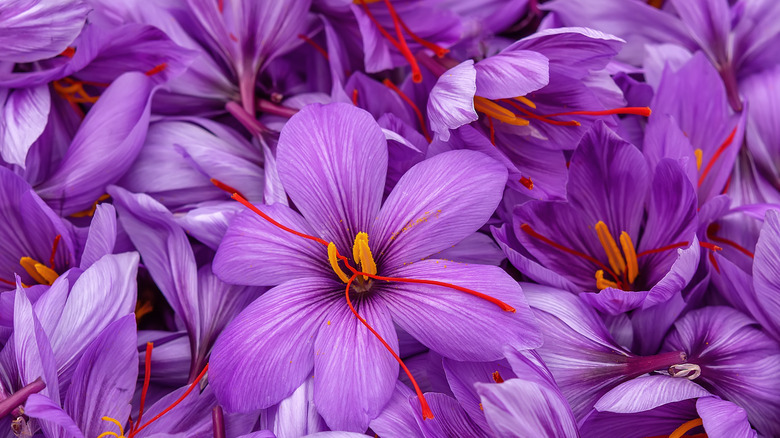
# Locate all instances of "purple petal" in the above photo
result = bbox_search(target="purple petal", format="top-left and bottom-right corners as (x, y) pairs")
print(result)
(79, 203), (117, 269)
(0, 85), (50, 167)
(381, 260), (541, 361)
(213, 203), (331, 287)
(697, 397), (757, 438)
(374, 150), (507, 268)
(442, 358), (516, 432)
(594, 375), (710, 413)
(669, 0), (730, 65)
(277, 103), (387, 252)
(272, 378), (328, 437)
(13, 286), (59, 404)
(24, 393), (84, 438)
(314, 299), (397, 432)
(579, 399), (696, 438)
(36, 71), (154, 216)
(370, 382), (424, 438)
(0, 0), (89, 63)
(49, 252), (138, 386)
(411, 392), (488, 438)
(477, 378), (579, 438)
(752, 209), (780, 342)
(172, 201), (242, 251)
(435, 232), (505, 266)
(64, 315), (137, 438)
(474, 49), (549, 99)
(210, 279), (339, 412)
(426, 60), (478, 141)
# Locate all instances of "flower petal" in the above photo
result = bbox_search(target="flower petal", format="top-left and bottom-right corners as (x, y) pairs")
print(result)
(79, 203), (117, 269)
(475, 49), (549, 99)
(669, 0), (730, 65)
(427, 60), (478, 141)
(594, 375), (710, 413)
(213, 203), (331, 286)
(314, 298), (397, 432)
(697, 397), (757, 438)
(13, 286), (59, 404)
(24, 393), (84, 438)
(277, 102), (387, 252)
(0, 85), (50, 167)
(374, 150), (507, 268)
(210, 278), (339, 412)
(381, 260), (541, 361)
(0, 0), (89, 63)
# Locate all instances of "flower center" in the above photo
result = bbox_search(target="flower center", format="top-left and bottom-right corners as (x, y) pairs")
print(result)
(328, 232), (378, 289)
(0, 235), (63, 288)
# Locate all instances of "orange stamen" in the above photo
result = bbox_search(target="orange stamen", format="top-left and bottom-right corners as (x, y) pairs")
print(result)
(344, 273), (433, 419)
(48, 235), (61, 270)
(60, 47), (76, 58)
(298, 34), (330, 61)
(352, 88), (359, 106)
(491, 371), (504, 383)
(519, 177), (533, 190)
(129, 364), (209, 437)
(135, 342), (154, 431)
(144, 63), (167, 77)
(698, 126), (738, 188)
(382, 79), (431, 142)
(635, 241), (689, 257)
(669, 418), (703, 438)
(357, 0), (422, 83)
(211, 178), (247, 200)
(520, 224), (623, 285)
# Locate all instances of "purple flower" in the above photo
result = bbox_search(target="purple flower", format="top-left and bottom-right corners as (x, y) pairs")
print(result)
(501, 122), (700, 314)
(209, 102), (540, 431)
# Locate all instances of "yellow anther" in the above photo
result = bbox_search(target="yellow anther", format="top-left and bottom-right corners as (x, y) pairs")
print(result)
(595, 221), (626, 277)
(595, 270), (619, 290)
(474, 96), (530, 126)
(513, 95), (536, 109)
(619, 232), (638, 284)
(352, 232), (377, 280)
(71, 194), (111, 218)
(328, 243), (351, 283)
(97, 416), (125, 438)
(19, 257), (53, 285)
(694, 149), (703, 171)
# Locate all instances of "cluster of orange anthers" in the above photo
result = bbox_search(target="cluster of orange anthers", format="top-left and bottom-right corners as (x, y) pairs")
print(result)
(98, 343), (209, 438)
(222, 186), (517, 420)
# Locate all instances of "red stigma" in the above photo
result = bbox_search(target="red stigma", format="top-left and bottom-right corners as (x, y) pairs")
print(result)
(491, 371), (504, 383)
(144, 63), (167, 77)
(60, 47), (76, 58)
(698, 126), (738, 188)
(519, 177), (534, 190)
(298, 34), (330, 61)
(217, 0), (224, 13)
(706, 223), (754, 258)
(635, 241), (689, 257)
(352, 89), (359, 106)
(382, 79), (431, 142)
(210, 178), (247, 201)
(48, 235), (61, 270)
(357, 0), (447, 83)
(699, 242), (722, 252)
(487, 115), (496, 145)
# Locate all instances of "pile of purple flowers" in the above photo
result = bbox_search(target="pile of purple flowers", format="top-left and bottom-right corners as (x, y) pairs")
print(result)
(2, 0), (779, 436)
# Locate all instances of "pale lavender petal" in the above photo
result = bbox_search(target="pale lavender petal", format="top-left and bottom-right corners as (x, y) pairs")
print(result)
(381, 261), (541, 361)
(14, 286), (59, 404)
(697, 397), (757, 438)
(370, 382), (424, 438)
(752, 209), (780, 342)
(273, 378), (328, 438)
(0, 85), (50, 167)
(474, 50), (549, 99)
(24, 393), (84, 438)
(411, 393), (488, 438)
(277, 102), (387, 252)
(79, 203), (117, 269)
(0, 0), (89, 63)
(426, 60), (478, 141)
(374, 150), (507, 268)
(210, 279), (339, 412)
(594, 375), (710, 413)
(172, 201), (242, 251)
(314, 299), (397, 432)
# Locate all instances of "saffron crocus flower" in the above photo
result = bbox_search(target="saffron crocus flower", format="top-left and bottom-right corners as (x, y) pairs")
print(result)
(662, 306), (780, 436)
(504, 122), (700, 314)
(580, 375), (756, 438)
(210, 102), (540, 431)
(543, 0), (780, 111)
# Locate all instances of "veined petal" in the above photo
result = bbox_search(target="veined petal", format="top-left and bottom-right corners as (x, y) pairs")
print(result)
(697, 397), (757, 438)
(669, 0), (730, 65)
(0, 0), (89, 63)
(314, 299), (397, 432)
(474, 50), (549, 99)
(427, 60), (478, 141)
(594, 375), (710, 413)
(79, 203), (117, 269)
(0, 85), (50, 167)
(277, 103), (387, 252)
(213, 203), (331, 286)
(13, 286), (59, 405)
(24, 393), (84, 438)
(36, 72), (154, 216)
(381, 261), (541, 361)
(374, 150), (507, 268)
(64, 315), (137, 438)
(752, 209), (780, 342)
(210, 279), (340, 412)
